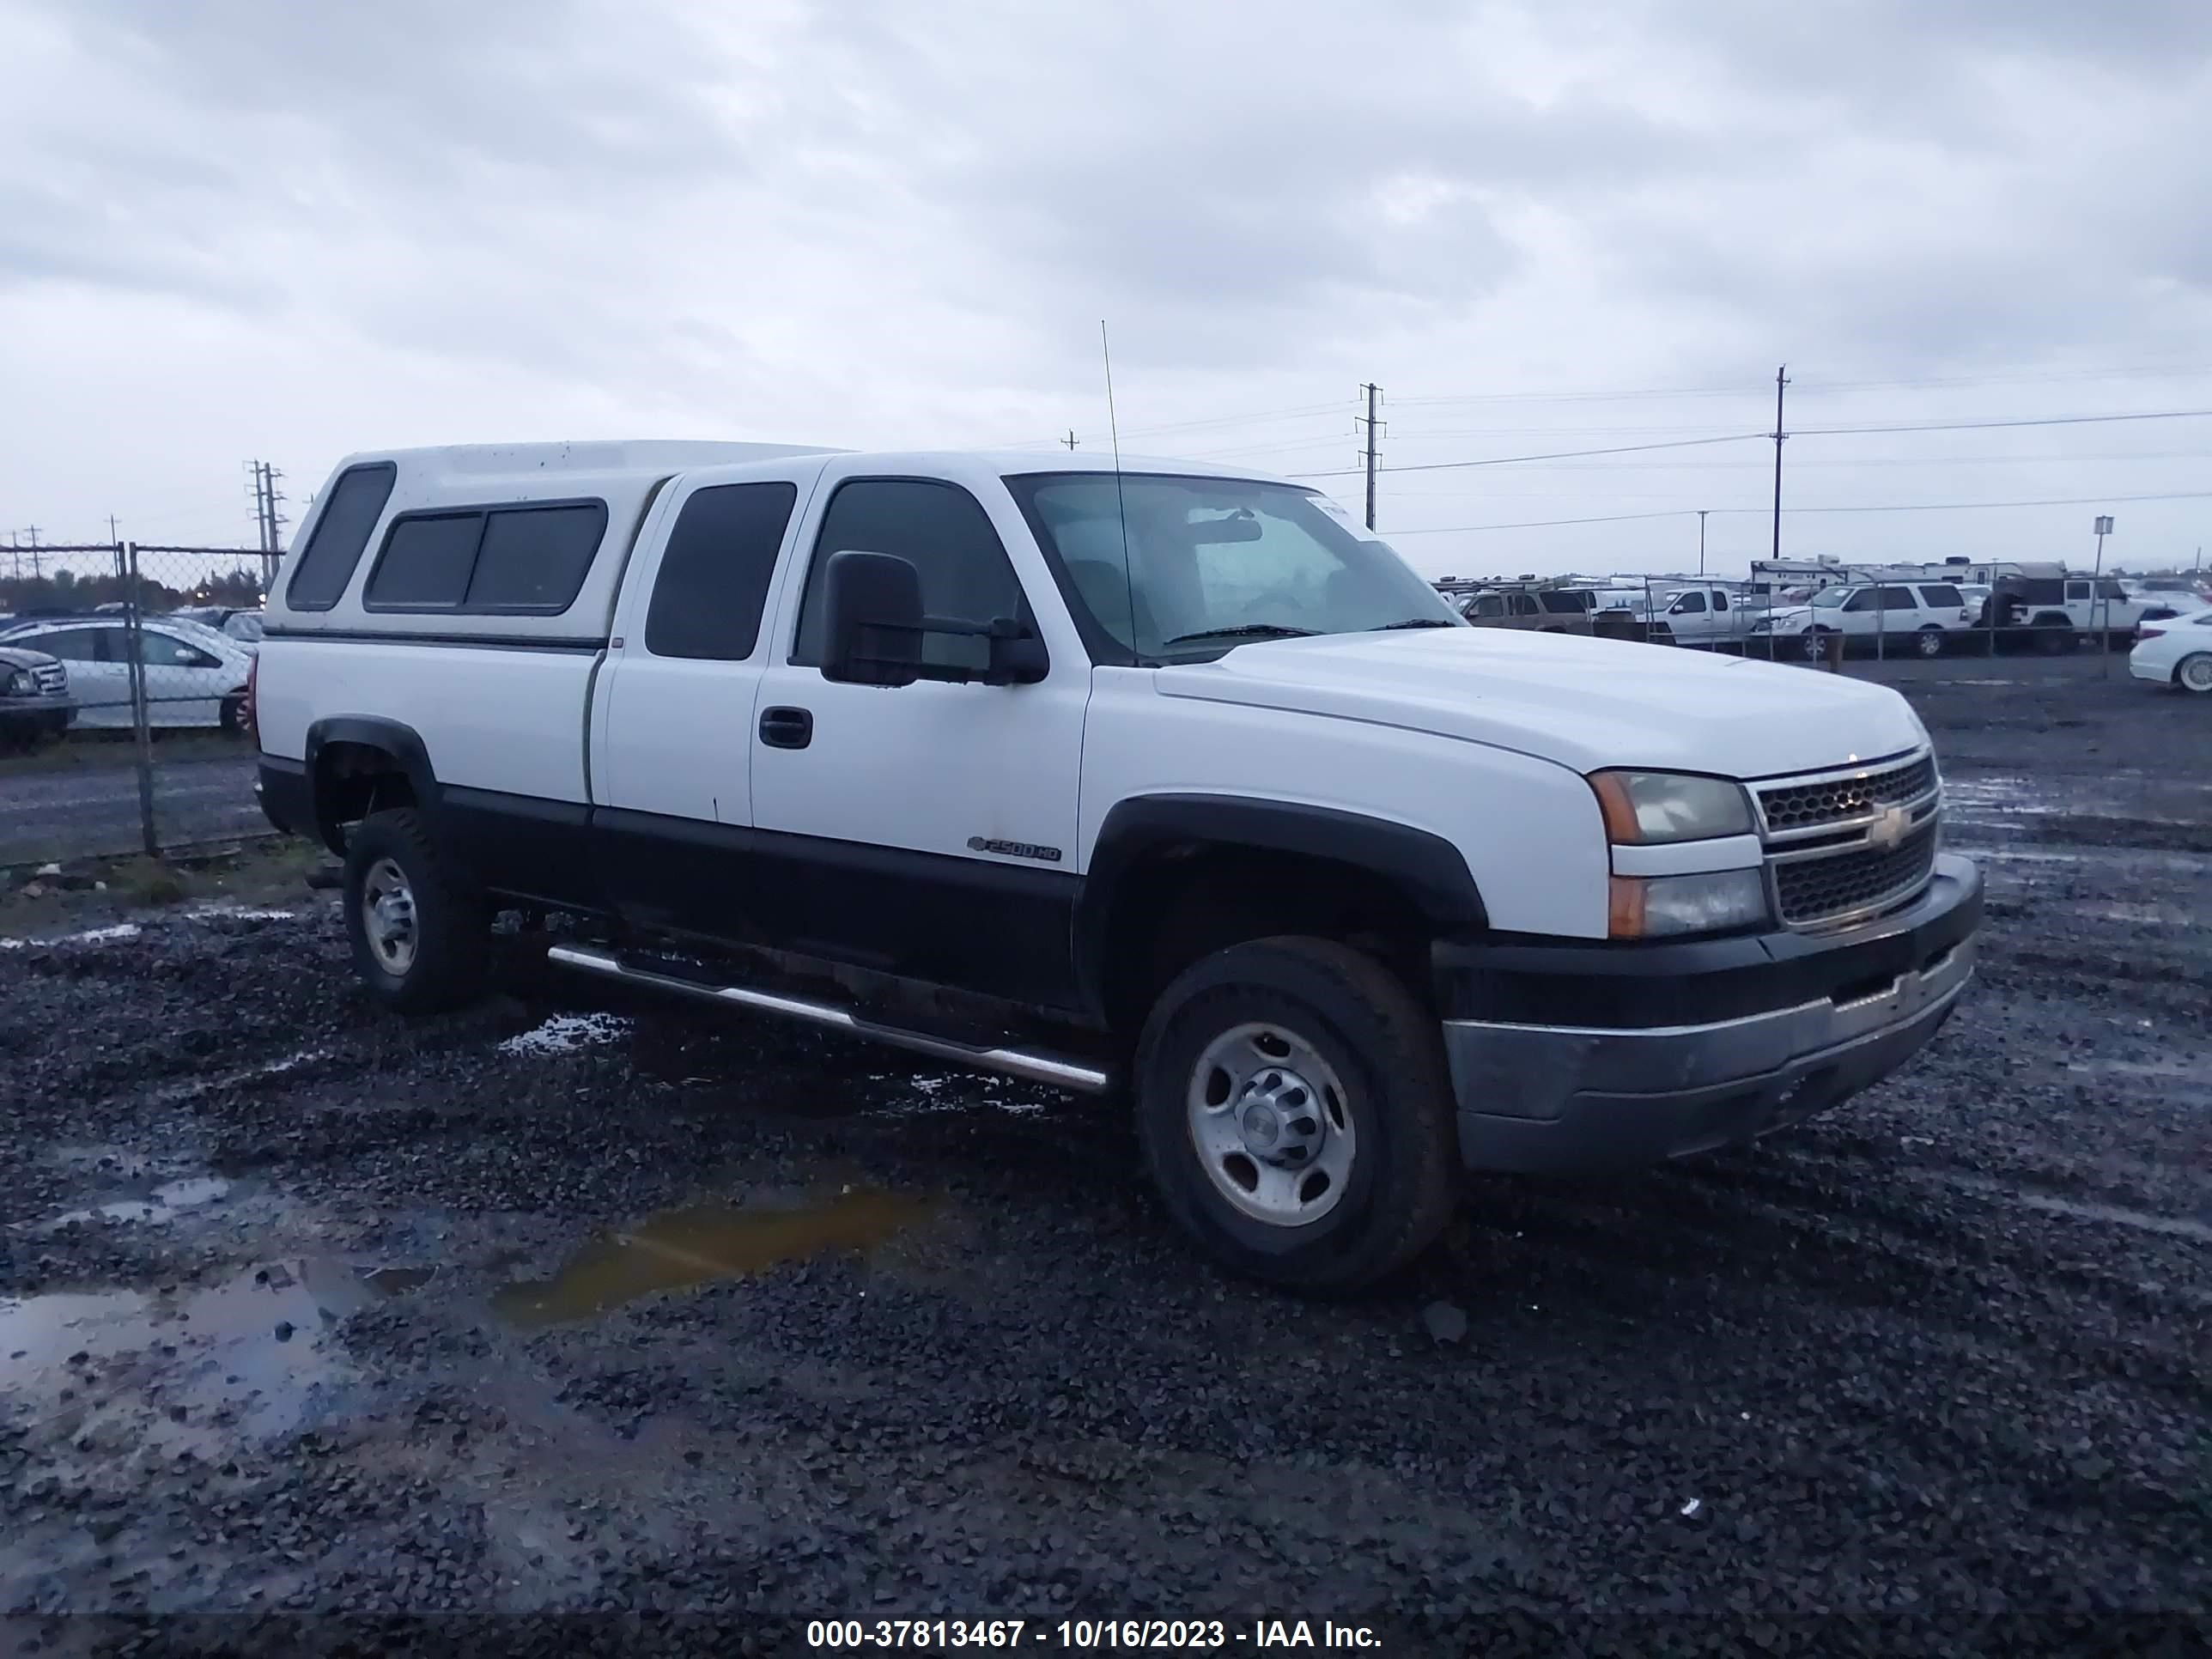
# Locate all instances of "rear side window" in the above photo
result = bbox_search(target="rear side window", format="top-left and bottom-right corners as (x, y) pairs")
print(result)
(363, 500), (610, 614)
(1876, 586), (1916, 609)
(465, 503), (609, 611)
(1919, 584), (1964, 608)
(644, 483), (799, 659)
(286, 463), (397, 611)
(366, 514), (483, 609)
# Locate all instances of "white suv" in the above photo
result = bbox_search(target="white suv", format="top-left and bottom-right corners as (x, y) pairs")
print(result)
(252, 441), (1982, 1291)
(1752, 581), (1977, 659)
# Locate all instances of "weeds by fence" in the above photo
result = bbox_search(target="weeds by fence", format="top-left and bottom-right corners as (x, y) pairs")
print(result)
(0, 542), (273, 869)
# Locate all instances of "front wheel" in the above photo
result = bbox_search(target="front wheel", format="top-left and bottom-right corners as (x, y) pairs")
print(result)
(1916, 626), (1947, 659)
(342, 808), (489, 1012)
(1133, 937), (1457, 1294)
(2178, 653), (2212, 695)
(1802, 629), (1832, 661)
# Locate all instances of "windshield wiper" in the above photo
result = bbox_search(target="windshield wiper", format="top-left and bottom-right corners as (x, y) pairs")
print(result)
(1163, 623), (1319, 647)
(1371, 617), (1457, 629)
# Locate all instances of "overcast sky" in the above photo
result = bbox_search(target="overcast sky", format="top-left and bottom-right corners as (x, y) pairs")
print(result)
(4, 0), (2211, 580)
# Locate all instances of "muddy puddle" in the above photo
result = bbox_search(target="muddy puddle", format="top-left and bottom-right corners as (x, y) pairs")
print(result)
(0, 1258), (428, 1462)
(493, 1188), (936, 1329)
(44, 1175), (234, 1231)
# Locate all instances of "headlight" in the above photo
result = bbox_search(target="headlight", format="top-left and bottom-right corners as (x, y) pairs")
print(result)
(1587, 769), (1754, 843)
(3, 669), (32, 696)
(1609, 868), (1771, 939)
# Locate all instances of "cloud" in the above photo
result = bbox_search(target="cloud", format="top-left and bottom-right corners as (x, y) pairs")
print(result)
(1, 0), (2209, 573)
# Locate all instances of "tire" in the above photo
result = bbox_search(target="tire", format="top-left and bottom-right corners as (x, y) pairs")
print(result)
(1915, 626), (1946, 659)
(2035, 621), (2071, 656)
(2178, 653), (2212, 695)
(218, 693), (246, 736)
(341, 807), (489, 1013)
(1802, 629), (1831, 662)
(1132, 936), (1457, 1295)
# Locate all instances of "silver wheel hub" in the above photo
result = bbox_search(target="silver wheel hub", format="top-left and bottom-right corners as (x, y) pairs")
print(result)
(362, 857), (417, 975)
(1187, 1023), (1354, 1227)
(2183, 655), (2212, 691)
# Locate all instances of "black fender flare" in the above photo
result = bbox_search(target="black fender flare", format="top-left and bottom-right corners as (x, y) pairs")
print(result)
(1073, 793), (1488, 1019)
(304, 716), (438, 845)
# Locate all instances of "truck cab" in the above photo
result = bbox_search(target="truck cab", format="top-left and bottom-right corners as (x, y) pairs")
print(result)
(252, 441), (1981, 1292)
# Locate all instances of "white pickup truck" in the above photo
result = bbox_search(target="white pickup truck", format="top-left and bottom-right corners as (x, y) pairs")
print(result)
(252, 441), (1981, 1291)
(1653, 585), (1775, 649)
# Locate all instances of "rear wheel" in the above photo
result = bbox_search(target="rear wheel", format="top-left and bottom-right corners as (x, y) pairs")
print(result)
(218, 693), (246, 736)
(2178, 653), (2212, 695)
(342, 808), (488, 1012)
(2036, 620), (2072, 655)
(1133, 937), (1457, 1294)
(1915, 625), (1946, 659)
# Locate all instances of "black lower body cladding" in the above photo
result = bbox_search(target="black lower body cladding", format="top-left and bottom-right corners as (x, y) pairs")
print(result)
(1436, 854), (1983, 1173)
(256, 756), (312, 836)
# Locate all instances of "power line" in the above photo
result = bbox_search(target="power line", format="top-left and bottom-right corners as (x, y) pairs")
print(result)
(1797, 408), (2212, 437)
(1393, 511), (1690, 535)
(1387, 487), (2212, 536)
(1290, 431), (1766, 479)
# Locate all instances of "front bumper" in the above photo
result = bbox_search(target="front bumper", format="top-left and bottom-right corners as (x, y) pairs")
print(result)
(1437, 853), (1982, 1173)
(1, 692), (76, 728)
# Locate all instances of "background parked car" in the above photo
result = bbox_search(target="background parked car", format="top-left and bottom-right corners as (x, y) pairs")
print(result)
(1753, 581), (1976, 659)
(0, 615), (255, 732)
(0, 642), (75, 749)
(1459, 585), (1595, 635)
(2129, 610), (2212, 694)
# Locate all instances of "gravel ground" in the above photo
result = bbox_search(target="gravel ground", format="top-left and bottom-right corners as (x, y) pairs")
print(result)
(0, 750), (262, 868)
(1, 665), (2207, 1656)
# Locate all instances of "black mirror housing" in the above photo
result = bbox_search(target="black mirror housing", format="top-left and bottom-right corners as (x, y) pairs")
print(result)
(820, 550), (924, 687)
(818, 548), (1048, 688)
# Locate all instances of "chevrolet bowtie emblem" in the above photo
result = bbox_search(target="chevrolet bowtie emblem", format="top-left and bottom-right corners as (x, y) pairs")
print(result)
(1866, 805), (1910, 849)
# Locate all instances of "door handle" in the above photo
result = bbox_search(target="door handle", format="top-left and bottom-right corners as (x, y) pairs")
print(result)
(759, 706), (813, 750)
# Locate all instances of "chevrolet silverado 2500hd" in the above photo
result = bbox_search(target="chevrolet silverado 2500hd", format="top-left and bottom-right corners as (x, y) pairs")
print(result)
(252, 441), (1981, 1291)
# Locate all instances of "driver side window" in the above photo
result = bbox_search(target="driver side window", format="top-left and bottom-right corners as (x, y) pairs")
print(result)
(1472, 594), (1506, 618)
(138, 632), (219, 669)
(1842, 590), (1878, 613)
(791, 479), (1029, 673)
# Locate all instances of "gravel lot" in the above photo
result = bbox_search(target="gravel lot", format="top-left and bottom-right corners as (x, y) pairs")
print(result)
(2, 659), (2207, 1656)
(0, 750), (262, 867)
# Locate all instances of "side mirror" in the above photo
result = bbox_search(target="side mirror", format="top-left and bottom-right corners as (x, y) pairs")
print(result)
(818, 549), (1049, 689)
(820, 550), (923, 687)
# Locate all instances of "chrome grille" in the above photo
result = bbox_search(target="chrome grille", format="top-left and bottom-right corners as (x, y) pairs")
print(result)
(1756, 754), (1937, 834)
(1755, 748), (1943, 929)
(32, 662), (67, 696)
(1775, 823), (1939, 926)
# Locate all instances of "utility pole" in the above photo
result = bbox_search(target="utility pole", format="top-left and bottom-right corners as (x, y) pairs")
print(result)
(247, 459), (287, 587)
(23, 526), (40, 581)
(2093, 514), (2114, 678)
(1698, 509), (1709, 579)
(1769, 366), (1789, 563)
(1061, 429), (1079, 451)
(1356, 382), (1383, 531)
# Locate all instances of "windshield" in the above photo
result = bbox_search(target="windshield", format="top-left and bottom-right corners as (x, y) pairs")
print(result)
(1810, 587), (1850, 609)
(1005, 472), (1460, 659)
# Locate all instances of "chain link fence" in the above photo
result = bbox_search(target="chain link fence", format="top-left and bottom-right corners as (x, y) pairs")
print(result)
(0, 542), (276, 869)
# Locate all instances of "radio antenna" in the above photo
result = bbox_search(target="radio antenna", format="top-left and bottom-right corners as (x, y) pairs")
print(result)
(1101, 319), (1140, 656)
